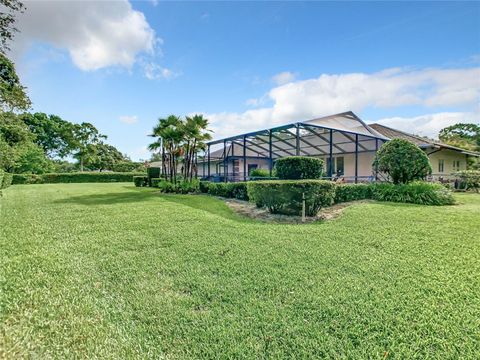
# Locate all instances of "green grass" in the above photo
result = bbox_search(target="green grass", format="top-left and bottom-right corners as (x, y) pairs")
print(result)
(1, 183), (479, 358)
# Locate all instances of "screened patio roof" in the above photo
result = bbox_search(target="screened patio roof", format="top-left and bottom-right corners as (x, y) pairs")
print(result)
(205, 111), (388, 161)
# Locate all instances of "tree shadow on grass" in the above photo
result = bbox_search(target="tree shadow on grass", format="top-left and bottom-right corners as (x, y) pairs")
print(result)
(54, 189), (158, 206)
(157, 194), (257, 223)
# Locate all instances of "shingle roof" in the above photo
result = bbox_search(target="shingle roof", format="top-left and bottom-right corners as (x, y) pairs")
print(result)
(369, 123), (480, 156)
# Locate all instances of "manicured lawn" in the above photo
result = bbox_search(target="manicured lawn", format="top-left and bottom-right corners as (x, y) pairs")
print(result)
(1, 183), (479, 358)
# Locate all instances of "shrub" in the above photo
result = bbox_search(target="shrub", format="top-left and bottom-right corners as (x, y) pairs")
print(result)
(157, 180), (176, 193)
(147, 167), (161, 186)
(374, 139), (432, 184)
(150, 177), (161, 188)
(12, 172), (145, 185)
(207, 182), (249, 200)
(199, 181), (210, 193)
(371, 182), (455, 205)
(247, 180), (336, 216)
(249, 168), (270, 177)
(274, 156), (324, 180)
(455, 170), (480, 192)
(334, 183), (373, 203)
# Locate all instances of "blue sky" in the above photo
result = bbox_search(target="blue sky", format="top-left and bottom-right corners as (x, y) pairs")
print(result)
(12, 1), (480, 160)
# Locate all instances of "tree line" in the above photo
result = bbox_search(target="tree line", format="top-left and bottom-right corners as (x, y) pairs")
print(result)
(0, 0), (143, 174)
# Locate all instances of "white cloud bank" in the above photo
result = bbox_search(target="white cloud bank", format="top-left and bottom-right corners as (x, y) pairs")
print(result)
(202, 66), (480, 140)
(12, 0), (170, 75)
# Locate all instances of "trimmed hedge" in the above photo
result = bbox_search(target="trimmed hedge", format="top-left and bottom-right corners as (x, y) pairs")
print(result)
(372, 182), (455, 205)
(274, 156), (324, 180)
(12, 172), (145, 185)
(247, 180), (335, 216)
(334, 183), (373, 203)
(202, 181), (249, 200)
(2, 172), (13, 188)
(147, 167), (161, 186)
(134, 176), (149, 187)
(152, 179), (200, 194)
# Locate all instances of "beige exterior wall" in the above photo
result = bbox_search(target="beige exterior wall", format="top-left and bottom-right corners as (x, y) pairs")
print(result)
(427, 149), (467, 177)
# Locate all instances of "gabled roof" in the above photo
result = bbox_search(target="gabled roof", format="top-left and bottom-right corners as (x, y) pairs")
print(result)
(370, 123), (480, 157)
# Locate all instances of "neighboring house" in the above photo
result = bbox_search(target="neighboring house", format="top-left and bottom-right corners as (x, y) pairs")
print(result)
(369, 124), (479, 180)
(152, 111), (478, 182)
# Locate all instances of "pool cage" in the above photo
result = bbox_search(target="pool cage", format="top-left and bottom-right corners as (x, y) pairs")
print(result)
(198, 112), (389, 183)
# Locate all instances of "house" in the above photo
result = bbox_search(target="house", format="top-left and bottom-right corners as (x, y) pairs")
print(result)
(193, 111), (479, 182)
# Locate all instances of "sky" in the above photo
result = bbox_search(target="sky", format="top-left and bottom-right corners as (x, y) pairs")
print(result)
(9, 0), (480, 160)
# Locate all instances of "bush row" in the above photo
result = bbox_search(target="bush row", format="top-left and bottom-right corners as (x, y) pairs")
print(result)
(334, 182), (455, 206)
(200, 181), (249, 200)
(150, 178), (200, 194)
(12, 172), (145, 185)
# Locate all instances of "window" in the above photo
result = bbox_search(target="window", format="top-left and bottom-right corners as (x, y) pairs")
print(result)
(438, 159), (444, 173)
(453, 160), (460, 172)
(336, 157), (344, 176)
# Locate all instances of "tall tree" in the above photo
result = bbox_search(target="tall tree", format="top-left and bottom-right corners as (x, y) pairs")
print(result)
(0, 0), (25, 54)
(183, 114), (211, 181)
(0, 53), (30, 111)
(439, 123), (480, 152)
(71, 122), (106, 171)
(83, 142), (126, 171)
(20, 112), (75, 158)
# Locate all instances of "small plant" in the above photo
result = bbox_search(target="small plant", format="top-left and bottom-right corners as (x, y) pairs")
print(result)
(374, 139), (432, 184)
(274, 156), (324, 180)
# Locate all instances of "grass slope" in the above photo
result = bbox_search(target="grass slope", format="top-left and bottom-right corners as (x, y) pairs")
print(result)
(1, 183), (479, 358)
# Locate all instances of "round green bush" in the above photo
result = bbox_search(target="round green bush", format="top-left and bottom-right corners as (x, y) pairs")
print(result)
(274, 156), (324, 180)
(374, 139), (432, 184)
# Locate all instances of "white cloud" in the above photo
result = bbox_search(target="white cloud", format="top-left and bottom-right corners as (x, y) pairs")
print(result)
(272, 71), (296, 85)
(200, 66), (480, 140)
(143, 62), (179, 80)
(119, 115), (138, 124)
(13, 0), (157, 71)
(372, 112), (480, 139)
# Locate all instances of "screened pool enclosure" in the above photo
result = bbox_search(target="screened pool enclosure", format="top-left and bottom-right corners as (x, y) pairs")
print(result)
(198, 111), (389, 183)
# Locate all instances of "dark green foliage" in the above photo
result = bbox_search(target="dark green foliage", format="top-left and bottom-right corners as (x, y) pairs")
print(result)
(207, 182), (249, 200)
(147, 166), (161, 186)
(334, 184), (373, 203)
(249, 168), (270, 177)
(374, 139), (432, 184)
(199, 180), (210, 193)
(12, 172), (145, 185)
(154, 180), (200, 194)
(371, 182), (455, 205)
(247, 180), (336, 216)
(455, 170), (480, 192)
(274, 156), (324, 180)
(0, 53), (31, 111)
(134, 176), (148, 187)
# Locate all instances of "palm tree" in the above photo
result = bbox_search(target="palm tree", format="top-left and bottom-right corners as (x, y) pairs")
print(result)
(183, 114), (212, 181)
